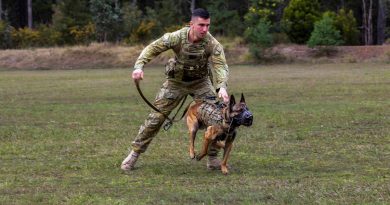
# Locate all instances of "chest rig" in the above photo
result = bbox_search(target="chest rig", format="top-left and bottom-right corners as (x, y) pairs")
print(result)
(167, 28), (212, 82)
(197, 103), (224, 126)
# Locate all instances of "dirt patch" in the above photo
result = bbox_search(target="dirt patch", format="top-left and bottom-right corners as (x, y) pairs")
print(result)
(0, 43), (389, 70)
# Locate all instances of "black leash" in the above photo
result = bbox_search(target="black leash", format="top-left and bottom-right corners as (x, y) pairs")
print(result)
(134, 79), (189, 131)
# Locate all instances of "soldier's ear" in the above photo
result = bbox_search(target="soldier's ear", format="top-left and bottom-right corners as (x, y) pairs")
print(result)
(240, 93), (245, 103)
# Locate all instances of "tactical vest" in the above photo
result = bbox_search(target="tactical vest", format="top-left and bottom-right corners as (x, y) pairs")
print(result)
(197, 103), (224, 126)
(166, 27), (213, 82)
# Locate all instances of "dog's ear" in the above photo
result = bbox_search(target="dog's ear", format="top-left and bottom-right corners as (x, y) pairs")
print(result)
(229, 95), (236, 111)
(240, 93), (245, 103)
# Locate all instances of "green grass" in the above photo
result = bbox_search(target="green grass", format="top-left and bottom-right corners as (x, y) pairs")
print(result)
(0, 63), (389, 204)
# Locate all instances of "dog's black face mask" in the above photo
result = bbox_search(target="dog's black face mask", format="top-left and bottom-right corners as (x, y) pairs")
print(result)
(229, 94), (253, 127)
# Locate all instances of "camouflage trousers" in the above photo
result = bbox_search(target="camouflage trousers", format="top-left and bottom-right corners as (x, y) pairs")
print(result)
(131, 77), (220, 156)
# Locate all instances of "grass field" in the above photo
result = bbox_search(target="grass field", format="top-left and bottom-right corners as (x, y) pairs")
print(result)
(0, 63), (389, 204)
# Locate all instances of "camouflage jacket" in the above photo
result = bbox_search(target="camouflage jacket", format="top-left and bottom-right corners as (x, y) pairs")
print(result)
(133, 26), (229, 89)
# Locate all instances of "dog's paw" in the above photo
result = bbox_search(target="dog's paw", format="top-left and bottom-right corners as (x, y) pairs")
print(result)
(190, 152), (196, 160)
(195, 155), (202, 161)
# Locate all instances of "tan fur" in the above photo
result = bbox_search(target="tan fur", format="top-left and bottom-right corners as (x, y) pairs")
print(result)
(186, 101), (233, 175)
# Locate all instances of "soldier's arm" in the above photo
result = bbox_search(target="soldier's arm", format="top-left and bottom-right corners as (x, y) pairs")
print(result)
(134, 32), (180, 71)
(210, 43), (229, 90)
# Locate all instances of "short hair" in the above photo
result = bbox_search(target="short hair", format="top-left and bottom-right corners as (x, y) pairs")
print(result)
(191, 8), (210, 19)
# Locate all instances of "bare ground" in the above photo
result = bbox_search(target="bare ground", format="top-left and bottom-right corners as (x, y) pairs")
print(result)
(0, 43), (389, 70)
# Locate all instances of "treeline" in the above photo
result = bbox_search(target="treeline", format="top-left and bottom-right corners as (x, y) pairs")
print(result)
(0, 0), (388, 50)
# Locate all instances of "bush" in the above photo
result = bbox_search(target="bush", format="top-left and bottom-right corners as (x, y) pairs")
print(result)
(36, 24), (62, 47)
(244, 19), (273, 59)
(69, 22), (96, 45)
(307, 15), (343, 48)
(0, 20), (14, 49)
(11, 27), (41, 48)
(333, 9), (359, 45)
(282, 0), (321, 44)
(126, 20), (157, 44)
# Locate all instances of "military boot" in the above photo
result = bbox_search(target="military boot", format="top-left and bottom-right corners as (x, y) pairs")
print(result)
(207, 155), (221, 170)
(121, 150), (139, 171)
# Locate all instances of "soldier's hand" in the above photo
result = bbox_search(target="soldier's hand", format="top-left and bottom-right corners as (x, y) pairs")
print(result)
(132, 69), (144, 81)
(218, 87), (229, 103)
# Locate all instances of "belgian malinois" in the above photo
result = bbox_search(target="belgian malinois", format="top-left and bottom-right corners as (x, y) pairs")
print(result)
(186, 94), (253, 174)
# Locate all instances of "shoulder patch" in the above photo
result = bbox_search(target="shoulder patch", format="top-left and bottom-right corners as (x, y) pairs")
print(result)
(214, 44), (223, 55)
(162, 33), (171, 47)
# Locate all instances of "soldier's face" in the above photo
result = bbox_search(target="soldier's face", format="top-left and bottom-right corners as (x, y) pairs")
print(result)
(190, 17), (210, 39)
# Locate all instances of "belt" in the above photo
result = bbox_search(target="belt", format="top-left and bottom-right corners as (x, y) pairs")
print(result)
(181, 75), (203, 82)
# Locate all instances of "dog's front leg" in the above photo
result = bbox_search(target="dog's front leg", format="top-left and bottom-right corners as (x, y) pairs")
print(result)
(196, 126), (218, 161)
(188, 127), (198, 159)
(221, 141), (233, 175)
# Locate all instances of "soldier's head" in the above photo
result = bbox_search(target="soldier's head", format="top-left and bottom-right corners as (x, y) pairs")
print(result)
(189, 8), (210, 42)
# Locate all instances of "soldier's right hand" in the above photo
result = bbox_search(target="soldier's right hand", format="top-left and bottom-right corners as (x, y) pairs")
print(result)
(132, 68), (144, 81)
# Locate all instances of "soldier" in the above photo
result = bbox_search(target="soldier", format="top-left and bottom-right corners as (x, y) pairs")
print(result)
(121, 8), (229, 172)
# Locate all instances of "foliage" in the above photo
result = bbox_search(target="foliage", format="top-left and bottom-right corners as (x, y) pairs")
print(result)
(36, 24), (62, 47)
(307, 15), (343, 48)
(245, 0), (284, 27)
(11, 27), (41, 48)
(52, 0), (92, 45)
(244, 19), (273, 59)
(0, 20), (14, 49)
(332, 9), (359, 45)
(69, 22), (96, 45)
(121, 4), (143, 41)
(205, 0), (244, 36)
(127, 20), (157, 44)
(282, 0), (321, 44)
(89, 0), (122, 42)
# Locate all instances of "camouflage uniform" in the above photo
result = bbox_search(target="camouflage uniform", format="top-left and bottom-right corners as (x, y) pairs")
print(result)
(131, 26), (229, 156)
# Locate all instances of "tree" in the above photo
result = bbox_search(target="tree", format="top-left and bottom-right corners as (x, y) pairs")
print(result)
(205, 0), (243, 36)
(244, 19), (273, 59)
(362, 0), (373, 45)
(307, 15), (344, 48)
(0, 0), (3, 20)
(325, 9), (359, 45)
(190, 0), (195, 12)
(52, 0), (92, 44)
(89, 0), (122, 42)
(27, 0), (32, 28)
(377, 0), (386, 44)
(282, 0), (321, 44)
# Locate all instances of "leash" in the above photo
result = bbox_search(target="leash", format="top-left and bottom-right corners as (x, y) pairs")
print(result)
(134, 79), (188, 131)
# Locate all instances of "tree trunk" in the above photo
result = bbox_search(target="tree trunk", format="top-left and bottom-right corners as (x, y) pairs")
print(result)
(190, 0), (195, 12)
(377, 0), (386, 44)
(362, 0), (373, 45)
(367, 0), (373, 45)
(27, 0), (32, 28)
(0, 0), (2, 20)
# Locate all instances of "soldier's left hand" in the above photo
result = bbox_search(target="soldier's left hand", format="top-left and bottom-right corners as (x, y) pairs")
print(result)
(218, 87), (229, 103)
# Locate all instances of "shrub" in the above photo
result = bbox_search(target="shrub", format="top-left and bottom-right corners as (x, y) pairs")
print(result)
(307, 15), (343, 48)
(244, 19), (273, 59)
(282, 0), (321, 44)
(11, 27), (41, 48)
(126, 20), (157, 44)
(333, 9), (359, 45)
(36, 24), (62, 47)
(69, 22), (96, 45)
(0, 20), (14, 49)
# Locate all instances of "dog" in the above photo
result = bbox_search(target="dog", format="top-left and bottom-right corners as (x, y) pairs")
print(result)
(186, 93), (253, 174)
